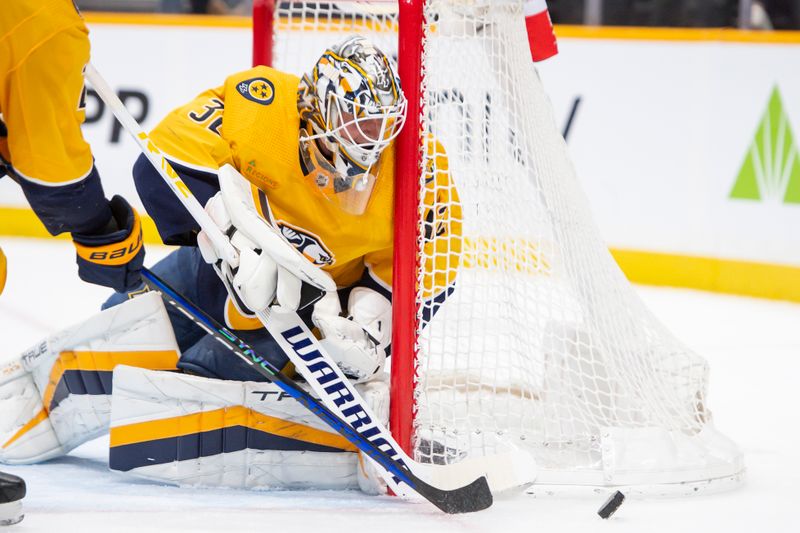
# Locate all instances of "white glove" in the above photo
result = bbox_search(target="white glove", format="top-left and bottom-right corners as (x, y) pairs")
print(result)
(312, 287), (392, 383)
(198, 192), (277, 312)
(197, 165), (336, 313)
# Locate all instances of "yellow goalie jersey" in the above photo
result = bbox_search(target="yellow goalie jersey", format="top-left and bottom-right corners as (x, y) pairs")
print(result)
(139, 66), (460, 304)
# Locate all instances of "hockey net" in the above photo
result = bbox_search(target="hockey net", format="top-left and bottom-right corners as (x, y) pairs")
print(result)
(253, 0), (744, 492)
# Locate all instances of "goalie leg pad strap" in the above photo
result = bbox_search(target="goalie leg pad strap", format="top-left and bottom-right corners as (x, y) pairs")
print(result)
(109, 365), (389, 492)
(0, 292), (180, 464)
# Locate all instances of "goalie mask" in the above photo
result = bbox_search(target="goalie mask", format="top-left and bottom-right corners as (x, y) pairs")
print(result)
(299, 36), (406, 215)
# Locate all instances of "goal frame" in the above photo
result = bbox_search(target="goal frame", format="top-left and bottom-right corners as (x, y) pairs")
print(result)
(390, 0), (424, 458)
(250, 0), (744, 494)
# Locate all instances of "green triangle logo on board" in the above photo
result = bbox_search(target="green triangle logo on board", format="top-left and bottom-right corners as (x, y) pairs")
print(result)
(730, 86), (800, 204)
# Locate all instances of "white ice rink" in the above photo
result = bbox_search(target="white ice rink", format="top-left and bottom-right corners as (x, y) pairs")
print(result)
(0, 237), (797, 532)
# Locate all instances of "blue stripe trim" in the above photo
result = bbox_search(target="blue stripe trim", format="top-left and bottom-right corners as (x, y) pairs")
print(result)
(110, 425), (351, 472)
(355, 266), (393, 302)
(17, 165), (113, 235)
(48, 369), (113, 411)
(420, 283), (456, 327)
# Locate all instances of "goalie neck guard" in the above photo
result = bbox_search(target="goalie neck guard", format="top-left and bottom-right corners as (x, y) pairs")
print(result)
(299, 35), (406, 215)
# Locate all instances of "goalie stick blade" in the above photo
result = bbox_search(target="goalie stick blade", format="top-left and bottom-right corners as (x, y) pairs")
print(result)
(416, 450), (537, 494)
(421, 475), (493, 514)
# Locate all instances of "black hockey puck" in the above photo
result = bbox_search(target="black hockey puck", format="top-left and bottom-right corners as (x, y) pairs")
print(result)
(597, 490), (625, 519)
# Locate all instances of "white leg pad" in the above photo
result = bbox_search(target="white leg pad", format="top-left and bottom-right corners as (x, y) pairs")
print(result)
(0, 364), (63, 463)
(0, 292), (180, 464)
(109, 365), (390, 493)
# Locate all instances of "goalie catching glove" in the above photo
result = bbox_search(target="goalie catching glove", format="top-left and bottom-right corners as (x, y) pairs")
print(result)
(197, 164), (335, 314)
(312, 288), (391, 383)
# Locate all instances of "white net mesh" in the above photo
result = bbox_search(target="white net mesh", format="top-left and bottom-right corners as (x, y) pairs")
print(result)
(268, 2), (399, 76)
(264, 0), (743, 489)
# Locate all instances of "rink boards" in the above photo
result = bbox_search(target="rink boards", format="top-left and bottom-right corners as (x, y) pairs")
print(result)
(0, 17), (799, 300)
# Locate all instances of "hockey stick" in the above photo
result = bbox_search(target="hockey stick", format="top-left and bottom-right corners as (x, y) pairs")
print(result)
(84, 62), (534, 507)
(140, 267), (490, 514)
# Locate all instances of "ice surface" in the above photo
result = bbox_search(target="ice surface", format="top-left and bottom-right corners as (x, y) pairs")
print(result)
(0, 238), (797, 532)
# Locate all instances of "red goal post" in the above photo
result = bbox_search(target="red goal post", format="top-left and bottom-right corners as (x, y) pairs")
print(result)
(252, 0), (274, 68)
(251, 0), (423, 457)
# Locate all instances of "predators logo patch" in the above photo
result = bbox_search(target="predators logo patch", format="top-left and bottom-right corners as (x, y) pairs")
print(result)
(278, 223), (335, 266)
(237, 78), (275, 105)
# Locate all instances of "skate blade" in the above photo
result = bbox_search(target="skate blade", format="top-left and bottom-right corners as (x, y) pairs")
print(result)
(0, 501), (23, 526)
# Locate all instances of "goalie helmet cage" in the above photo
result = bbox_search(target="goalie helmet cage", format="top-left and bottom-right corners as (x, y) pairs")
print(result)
(252, 0), (744, 494)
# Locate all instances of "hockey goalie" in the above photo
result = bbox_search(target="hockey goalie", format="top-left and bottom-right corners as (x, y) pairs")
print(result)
(0, 36), (460, 493)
